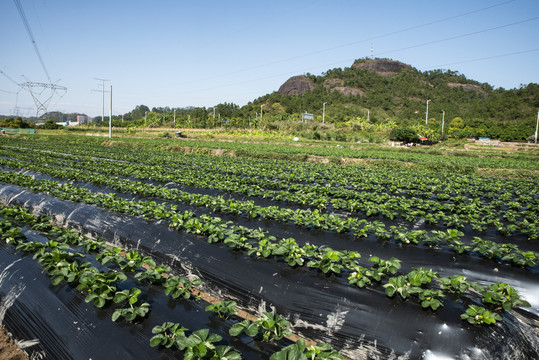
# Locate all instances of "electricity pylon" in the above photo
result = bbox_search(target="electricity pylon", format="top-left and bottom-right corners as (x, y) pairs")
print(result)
(19, 78), (67, 118)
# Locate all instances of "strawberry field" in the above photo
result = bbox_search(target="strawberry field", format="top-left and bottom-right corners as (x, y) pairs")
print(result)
(0, 135), (538, 359)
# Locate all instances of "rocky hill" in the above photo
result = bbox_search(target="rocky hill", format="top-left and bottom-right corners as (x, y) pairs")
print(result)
(277, 75), (316, 95)
(351, 58), (412, 78)
(248, 57), (539, 140)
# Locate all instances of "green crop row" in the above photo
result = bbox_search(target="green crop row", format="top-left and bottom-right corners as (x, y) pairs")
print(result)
(0, 175), (532, 325)
(1, 141), (537, 238)
(1, 204), (342, 359)
(0, 167), (536, 269)
(9, 134), (538, 171)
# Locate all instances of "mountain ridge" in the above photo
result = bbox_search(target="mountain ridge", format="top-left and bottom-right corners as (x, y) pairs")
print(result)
(249, 57), (538, 140)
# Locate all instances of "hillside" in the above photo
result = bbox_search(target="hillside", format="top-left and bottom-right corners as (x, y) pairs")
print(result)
(14, 58), (537, 142)
(246, 58), (539, 141)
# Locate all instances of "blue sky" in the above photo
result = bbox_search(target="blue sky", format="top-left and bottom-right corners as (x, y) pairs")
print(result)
(1, 0), (538, 117)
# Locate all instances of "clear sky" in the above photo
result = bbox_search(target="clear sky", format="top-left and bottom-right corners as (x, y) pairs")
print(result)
(1, 0), (538, 118)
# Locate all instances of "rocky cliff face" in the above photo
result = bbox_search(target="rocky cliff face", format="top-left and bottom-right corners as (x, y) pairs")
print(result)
(447, 82), (488, 98)
(352, 58), (412, 78)
(324, 79), (366, 97)
(277, 75), (316, 95)
(277, 59), (414, 97)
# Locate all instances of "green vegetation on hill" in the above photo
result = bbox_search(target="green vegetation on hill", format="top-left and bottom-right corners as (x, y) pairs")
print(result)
(16, 58), (537, 142)
(242, 59), (538, 141)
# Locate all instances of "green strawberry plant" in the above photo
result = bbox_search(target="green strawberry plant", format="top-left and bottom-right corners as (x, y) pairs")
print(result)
(38, 248), (84, 271)
(96, 247), (123, 266)
(229, 312), (292, 342)
(79, 237), (107, 252)
(347, 267), (372, 288)
(417, 289), (444, 310)
(307, 248), (343, 274)
(112, 288), (150, 322)
(272, 238), (305, 266)
(150, 322), (188, 349)
(472, 237), (504, 259)
(213, 345), (242, 360)
(48, 260), (92, 286)
(15, 240), (46, 255)
(481, 283), (531, 311)
(164, 275), (203, 299)
(339, 250), (361, 268)
(205, 300), (238, 320)
(120, 250), (156, 272)
(77, 269), (126, 308)
(447, 240), (471, 254)
(1, 223), (25, 245)
(502, 251), (538, 267)
(461, 305), (502, 325)
(368, 256), (401, 281)
(223, 233), (253, 251)
(407, 267), (437, 287)
(384, 276), (416, 299)
(134, 265), (171, 284)
(228, 319), (260, 337)
(248, 238), (276, 258)
(439, 275), (471, 294)
(179, 329), (224, 360)
(270, 339), (343, 360)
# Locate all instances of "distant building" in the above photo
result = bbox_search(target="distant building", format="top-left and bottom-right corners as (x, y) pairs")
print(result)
(77, 115), (90, 124)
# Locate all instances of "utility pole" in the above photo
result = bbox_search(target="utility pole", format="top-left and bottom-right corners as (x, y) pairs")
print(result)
(367, 109), (370, 122)
(441, 110), (445, 138)
(322, 102), (327, 124)
(173, 109), (176, 127)
(109, 85), (112, 138)
(260, 104), (265, 122)
(425, 99), (430, 125)
(145, 111), (148, 123)
(93, 78), (109, 124)
(535, 110), (538, 144)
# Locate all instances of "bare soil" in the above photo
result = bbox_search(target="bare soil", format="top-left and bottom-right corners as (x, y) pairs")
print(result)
(0, 327), (27, 360)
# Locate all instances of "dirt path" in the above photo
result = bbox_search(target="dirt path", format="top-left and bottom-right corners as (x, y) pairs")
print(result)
(0, 327), (27, 360)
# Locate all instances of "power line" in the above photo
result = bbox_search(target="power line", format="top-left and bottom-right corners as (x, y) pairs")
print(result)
(0, 89), (18, 94)
(377, 16), (539, 56)
(427, 48), (539, 70)
(173, 44), (539, 98)
(0, 69), (21, 87)
(13, 0), (51, 83)
(172, 13), (538, 96)
(169, 0), (517, 88)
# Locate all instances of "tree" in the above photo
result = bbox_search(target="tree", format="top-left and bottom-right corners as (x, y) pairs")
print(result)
(39, 120), (61, 130)
(190, 107), (208, 128)
(389, 128), (418, 144)
(0, 117), (32, 128)
(125, 105), (150, 121)
(449, 117), (465, 133)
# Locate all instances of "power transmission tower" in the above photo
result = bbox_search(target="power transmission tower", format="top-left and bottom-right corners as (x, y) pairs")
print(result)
(19, 79), (67, 118)
(12, 106), (33, 118)
(13, 0), (67, 119)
